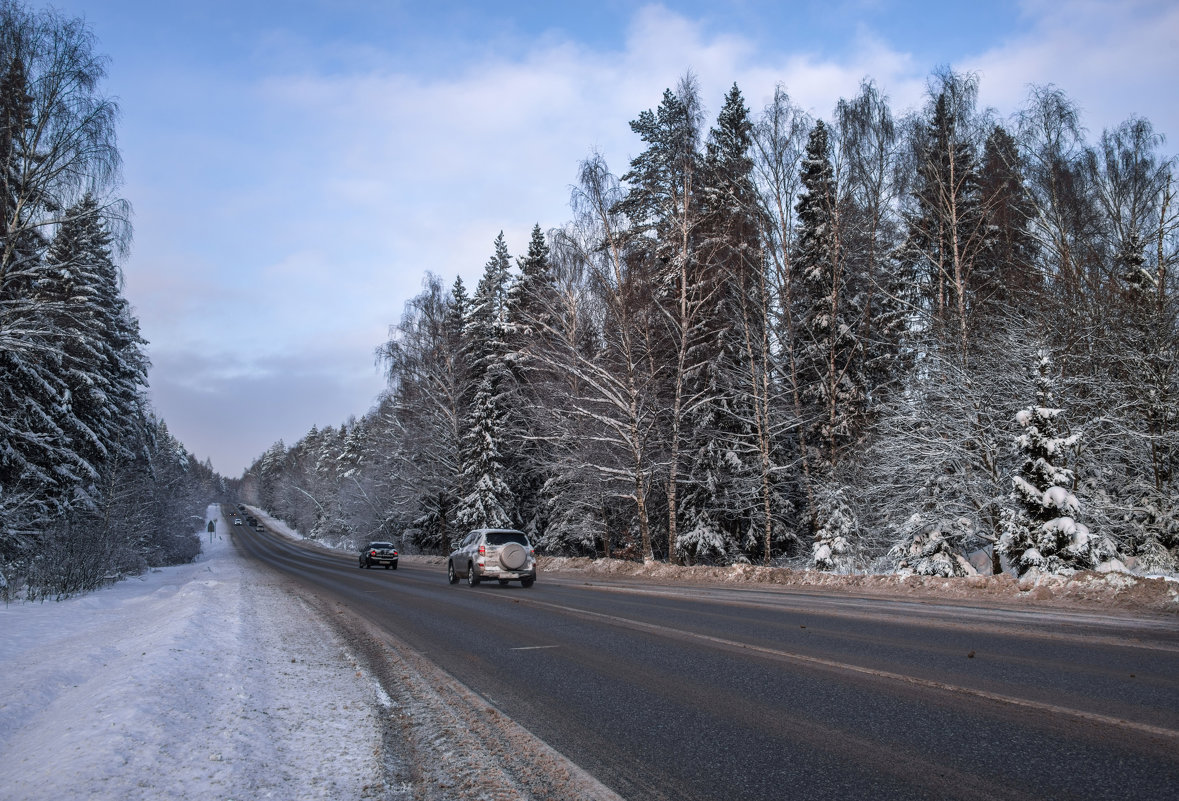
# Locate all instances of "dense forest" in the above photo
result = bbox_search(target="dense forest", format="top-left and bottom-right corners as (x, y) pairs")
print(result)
(245, 67), (1177, 578)
(0, 3), (220, 600)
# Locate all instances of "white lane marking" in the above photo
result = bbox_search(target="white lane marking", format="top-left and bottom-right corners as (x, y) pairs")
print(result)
(510, 645), (560, 651)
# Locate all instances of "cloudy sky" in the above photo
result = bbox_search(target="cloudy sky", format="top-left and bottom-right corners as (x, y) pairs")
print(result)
(47, 0), (1179, 476)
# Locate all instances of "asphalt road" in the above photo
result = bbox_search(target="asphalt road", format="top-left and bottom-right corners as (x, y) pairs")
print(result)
(228, 512), (1179, 801)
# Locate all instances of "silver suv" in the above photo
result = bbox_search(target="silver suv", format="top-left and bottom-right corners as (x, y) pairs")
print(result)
(447, 529), (536, 588)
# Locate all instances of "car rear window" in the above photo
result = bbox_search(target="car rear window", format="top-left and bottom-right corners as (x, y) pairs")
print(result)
(485, 532), (528, 546)
(369, 542), (394, 549)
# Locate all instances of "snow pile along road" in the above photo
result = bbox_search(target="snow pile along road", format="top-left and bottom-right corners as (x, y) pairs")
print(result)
(0, 505), (391, 801)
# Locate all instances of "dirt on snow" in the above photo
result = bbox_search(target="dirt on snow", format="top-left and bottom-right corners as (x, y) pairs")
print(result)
(527, 555), (1179, 616)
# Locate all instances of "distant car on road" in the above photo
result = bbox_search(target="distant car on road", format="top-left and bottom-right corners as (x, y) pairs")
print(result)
(360, 542), (399, 570)
(233, 517), (242, 526)
(447, 529), (536, 587)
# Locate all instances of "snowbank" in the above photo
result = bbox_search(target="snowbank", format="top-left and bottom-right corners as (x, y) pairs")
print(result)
(0, 504), (391, 801)
(534, 556), (1179, 614)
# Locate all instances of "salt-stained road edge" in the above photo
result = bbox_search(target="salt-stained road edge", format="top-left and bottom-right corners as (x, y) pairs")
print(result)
(240, 503), (627, 799)
(278, 578), (627, 801)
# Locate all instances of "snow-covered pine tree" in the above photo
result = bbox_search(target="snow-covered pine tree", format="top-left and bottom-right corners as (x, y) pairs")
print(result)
(464, 232), (512, 388)
(997, 352), (1117, 575)
(835, 80), (909, 419)
(41, 195), (149, 489)
(794, 119), (866, 473)
(455, 377), (514, 530)
(676, 84), (766, 565)
(810, 486), (859, 572)
(456, 234), (517, 533)
(506, 224), (555, 341)
(504, 224), (559, 541)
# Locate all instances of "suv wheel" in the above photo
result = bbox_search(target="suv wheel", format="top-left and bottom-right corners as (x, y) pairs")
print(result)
(447, 561), (458, 584)
(467, 563), (481, 586)
(521, 577), (535, 588)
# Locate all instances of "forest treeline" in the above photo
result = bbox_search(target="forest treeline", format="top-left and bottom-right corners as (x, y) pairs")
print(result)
(0, 2), (220, 600)
(245, 69), (1177, 577)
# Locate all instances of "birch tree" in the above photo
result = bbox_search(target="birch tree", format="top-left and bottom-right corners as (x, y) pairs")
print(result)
(616, 75), (712, 562)
(535, 154), (660, 560)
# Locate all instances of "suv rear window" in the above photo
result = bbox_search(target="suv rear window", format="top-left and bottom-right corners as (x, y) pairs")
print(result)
(485, 532), (528, 546)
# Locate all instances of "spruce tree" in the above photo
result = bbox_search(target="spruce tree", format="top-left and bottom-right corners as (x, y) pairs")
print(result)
(504, 224), (558, 540)
(794, 119), (865, 472)
(810, 487), (859, 572)
(976, 125), (1039, 314)
(455, 236), (516, 532)
(506, 224), (555, 339)
(835, 80), (908, 418)
(455, 377), (514, 530)
(678, 84), (768, 564)
(41, 195), (149, 485)
(997, 353), (1116, 575)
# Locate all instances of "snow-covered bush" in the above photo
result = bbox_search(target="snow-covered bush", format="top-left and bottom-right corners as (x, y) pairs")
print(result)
(1134, 536), (1178, 575)
(676, 513), (729, 565)
(888, 514), (977, 577)
(1119, 492), (1179, 575)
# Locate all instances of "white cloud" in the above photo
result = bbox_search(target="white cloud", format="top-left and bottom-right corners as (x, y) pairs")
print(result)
(964, 0), (1179, 136)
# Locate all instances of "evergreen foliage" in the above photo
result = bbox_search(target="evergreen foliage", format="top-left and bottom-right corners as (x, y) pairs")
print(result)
(794, 119), (866, 471)
(997, 354), (1116, 575)
(240, 70), (1178, 580)
(1, 3), (218, 600)
(810, 487), (859, 572)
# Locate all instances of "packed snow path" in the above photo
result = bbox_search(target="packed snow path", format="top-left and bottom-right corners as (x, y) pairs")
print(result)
(0, 505), (390, 801)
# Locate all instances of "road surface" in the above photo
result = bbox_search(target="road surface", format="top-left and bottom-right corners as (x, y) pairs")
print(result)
(229, 511), (1179, 801)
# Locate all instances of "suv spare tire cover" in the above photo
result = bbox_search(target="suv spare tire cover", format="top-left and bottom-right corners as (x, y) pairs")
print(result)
(499, 543), (527, 570)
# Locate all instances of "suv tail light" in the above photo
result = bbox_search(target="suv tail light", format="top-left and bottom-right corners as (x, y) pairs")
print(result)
(478, 544), (486, 556)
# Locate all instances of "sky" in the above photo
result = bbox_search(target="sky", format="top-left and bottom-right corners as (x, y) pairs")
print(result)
(39, 0), (1179, 476)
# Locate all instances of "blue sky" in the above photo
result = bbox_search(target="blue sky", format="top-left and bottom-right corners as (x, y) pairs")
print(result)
(44, 0), (1179, 475)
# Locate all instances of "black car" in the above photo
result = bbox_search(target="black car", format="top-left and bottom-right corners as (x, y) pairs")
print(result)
(360, 542), (399, 570)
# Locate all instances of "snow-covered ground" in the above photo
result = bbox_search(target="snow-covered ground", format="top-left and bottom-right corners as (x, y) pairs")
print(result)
(536, 555), (1179, 614)
(0, 504), (389, 801)
(0, 505), (624, 801)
